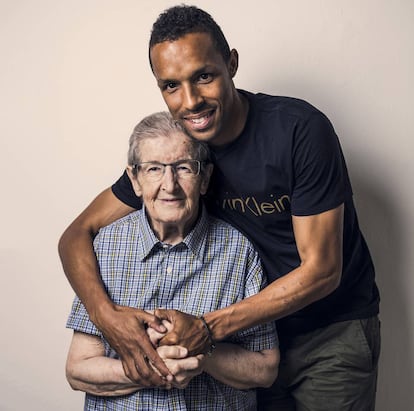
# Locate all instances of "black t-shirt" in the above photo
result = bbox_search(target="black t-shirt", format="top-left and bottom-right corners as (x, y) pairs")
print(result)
(112, 90), (379, 337)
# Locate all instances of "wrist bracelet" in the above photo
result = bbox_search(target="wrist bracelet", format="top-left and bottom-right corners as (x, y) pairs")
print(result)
(199, 315), (216, 356)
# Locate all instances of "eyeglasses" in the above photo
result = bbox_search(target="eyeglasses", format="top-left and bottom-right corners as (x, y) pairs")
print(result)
(133, 159), (203, 181)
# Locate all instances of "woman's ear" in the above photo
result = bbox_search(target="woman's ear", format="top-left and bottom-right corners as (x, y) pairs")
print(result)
(126, 166), (142, 197)
(200, 163), (214, 195)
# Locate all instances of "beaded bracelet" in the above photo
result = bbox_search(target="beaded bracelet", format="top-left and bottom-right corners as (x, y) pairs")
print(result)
(199, 315), (216, 356)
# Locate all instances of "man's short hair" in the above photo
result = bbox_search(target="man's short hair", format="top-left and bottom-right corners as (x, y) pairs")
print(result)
(128, 111), (211, 174)
(149, 5), (231, 63)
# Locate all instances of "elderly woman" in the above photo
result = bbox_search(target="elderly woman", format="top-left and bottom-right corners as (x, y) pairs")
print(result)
(65, 112), (279, 410)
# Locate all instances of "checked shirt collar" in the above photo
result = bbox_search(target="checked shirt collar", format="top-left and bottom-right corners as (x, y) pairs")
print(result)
(136, 202), (209, 263)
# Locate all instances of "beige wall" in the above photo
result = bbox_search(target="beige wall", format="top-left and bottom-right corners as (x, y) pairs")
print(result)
(1, 1), (413, 409)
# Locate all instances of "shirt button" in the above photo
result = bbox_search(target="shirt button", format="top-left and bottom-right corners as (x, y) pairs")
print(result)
(166, 266), (173, 274)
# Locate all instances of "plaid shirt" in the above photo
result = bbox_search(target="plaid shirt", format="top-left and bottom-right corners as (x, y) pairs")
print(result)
(67, 205), (277, 411)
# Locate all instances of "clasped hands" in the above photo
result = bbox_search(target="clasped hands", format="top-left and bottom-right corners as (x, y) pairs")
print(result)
(146, 317), (205, 389)
(97, 305), (211, 388)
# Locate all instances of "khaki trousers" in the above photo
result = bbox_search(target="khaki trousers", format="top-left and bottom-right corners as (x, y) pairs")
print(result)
(257, 317), (381, 411)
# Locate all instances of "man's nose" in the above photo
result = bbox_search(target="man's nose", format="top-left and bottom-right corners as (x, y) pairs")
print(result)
(161, 166), (178, 191)
(182, 84), (203, 111)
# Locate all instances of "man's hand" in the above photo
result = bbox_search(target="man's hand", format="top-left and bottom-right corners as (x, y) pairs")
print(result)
(154, 309), (210, 356)
(157, 346), (205, 389)
(147, 320), (205, 389)
(93, 304), (172, 386)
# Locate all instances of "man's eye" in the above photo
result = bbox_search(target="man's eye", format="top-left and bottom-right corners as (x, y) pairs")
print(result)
(147, 165), (162, 173)
(165, 82), (178, 91)
(176, 165), (192, 173)
(198, 73), (213, 83)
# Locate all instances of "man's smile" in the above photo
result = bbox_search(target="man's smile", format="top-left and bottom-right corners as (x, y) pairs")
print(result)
(182, 110), (215, 131)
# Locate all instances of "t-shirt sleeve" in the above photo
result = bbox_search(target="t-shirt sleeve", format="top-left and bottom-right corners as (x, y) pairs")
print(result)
(112, 170), (143, 209)
(290, 111), (353, 216)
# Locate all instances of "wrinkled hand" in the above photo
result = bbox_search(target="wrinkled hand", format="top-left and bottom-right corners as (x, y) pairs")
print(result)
(147, 320), (205, 389)
(94, 304), (172, 386)
(157, 345), (205, 389)
(147, 319), (171, 346)
(154, 309), (210, 356)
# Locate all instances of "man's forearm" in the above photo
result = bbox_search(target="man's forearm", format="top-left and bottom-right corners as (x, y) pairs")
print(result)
(67, 356), (143, 396)
(205, 206), (344, 341)
(204, 260), (341, 341)
(155, 261), (340, 355)
(67, 333), (145, 396)
(204, 344), (278, 389)
(58, 188), (134, 321)
(59, 223), (113, 320)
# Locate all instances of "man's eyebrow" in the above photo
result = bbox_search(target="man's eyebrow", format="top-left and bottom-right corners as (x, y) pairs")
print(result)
(192, 66), (214, 77)
(157, 78), (173, 87)
(156, 65), (215, 86)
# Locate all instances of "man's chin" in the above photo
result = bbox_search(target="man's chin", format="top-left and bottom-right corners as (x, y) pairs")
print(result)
(185, 127), (217, 143)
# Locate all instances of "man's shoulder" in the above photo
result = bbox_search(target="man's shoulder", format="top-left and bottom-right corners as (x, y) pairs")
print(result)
(240, 89), (325, 121)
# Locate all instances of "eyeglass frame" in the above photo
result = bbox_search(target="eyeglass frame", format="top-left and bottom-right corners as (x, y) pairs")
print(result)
(132, 159), (205, 180)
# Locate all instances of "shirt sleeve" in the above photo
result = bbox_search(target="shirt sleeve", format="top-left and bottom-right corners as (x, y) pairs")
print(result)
(230, 244), (278, 351)
(290, 111), (353, 216)
(66, 296), (100, 336)
(112, 170), (143, 209)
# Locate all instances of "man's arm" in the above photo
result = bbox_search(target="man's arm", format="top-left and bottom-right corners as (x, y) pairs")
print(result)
(147, 323), (278, 390)
(157, 204), (343, 351)
(205, 344), (278, 389)
(66, 331), (145, 396)
(67, 330), (277, 396)
(158, 344), (278, 390)
(66, 331), (202, 394)
(59, 188), (171, 384)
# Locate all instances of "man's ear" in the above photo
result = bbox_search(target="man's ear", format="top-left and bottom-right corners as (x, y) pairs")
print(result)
(126, 166), (142, 197)
(200, 163), (214, 195)
(228, 49), (239, 78)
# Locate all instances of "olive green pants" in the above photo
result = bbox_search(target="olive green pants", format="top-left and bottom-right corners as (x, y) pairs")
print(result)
(257, 317), (381, 411)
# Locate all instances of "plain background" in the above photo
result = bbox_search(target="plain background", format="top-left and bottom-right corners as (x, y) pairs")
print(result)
(1, 0), (413, 409)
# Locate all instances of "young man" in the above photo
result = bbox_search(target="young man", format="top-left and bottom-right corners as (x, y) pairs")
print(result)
(59, 5), (380, 410)
(66, 112), (278, 410)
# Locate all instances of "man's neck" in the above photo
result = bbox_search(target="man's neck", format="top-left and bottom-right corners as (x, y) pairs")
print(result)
(211, 90), (249, 149)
